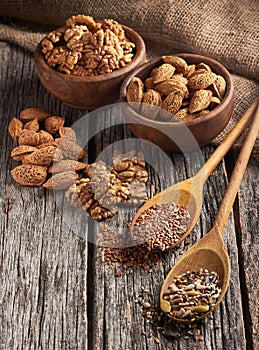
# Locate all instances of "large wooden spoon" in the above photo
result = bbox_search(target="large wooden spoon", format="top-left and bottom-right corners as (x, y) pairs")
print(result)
(160, 102), (259, 323)
(131, 99), (258, 249)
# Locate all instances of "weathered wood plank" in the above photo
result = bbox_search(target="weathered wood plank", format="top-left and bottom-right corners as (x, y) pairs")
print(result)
(88, 105), (246, 349)
(0, 40), (256, 350)
(234, 155), (259, 350)
(0, 42), (87, 350)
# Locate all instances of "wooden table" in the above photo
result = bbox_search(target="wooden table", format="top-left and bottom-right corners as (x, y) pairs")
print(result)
(0, 42), (258, 350)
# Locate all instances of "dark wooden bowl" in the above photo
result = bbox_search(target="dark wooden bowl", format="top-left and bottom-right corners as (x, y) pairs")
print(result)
(34, 25), (146, 109)
(120, 54), (234, 152)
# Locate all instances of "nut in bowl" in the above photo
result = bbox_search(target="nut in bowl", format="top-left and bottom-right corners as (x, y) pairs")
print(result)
(120, 54), (234, 152)
(34, 15), (146, 109)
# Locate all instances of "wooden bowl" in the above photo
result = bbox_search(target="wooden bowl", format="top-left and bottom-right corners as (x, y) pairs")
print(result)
(34, 25), (146, 109)
(120, 54), (234, 152)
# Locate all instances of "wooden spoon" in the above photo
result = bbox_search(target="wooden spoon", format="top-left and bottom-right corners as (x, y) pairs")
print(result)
(160, 102), (259, 323)
(131, 99), (258, 249)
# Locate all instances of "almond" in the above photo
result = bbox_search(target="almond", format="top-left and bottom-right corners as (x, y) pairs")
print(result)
(23, 118), (40, 132)
(18, 129), (40, 146)
(20, 108), (51, 121)
(142, 89), (162, 120)
(38, 130), (54, 145)
(161, 90), (184, 120)
(188, 72), (217, 90)
(144, 77), (154, 90)
(196, 62), (211, 72)
(55, 138), (62, 146)
(42, 171), (79, 190)
(48, 160), (87, 173)
(37, 141), (58, 149)
(23, 146), (62, 166)
(188, 68), (209, 77)
(198, 110), (210, 118)
(8, 117), (23, 141)
(184, 64), (196, 79)
(189, 90), (213, 113)
(156, 80), (189, 98)
(211, 75), (226, 100)
(172, 108), (195, 122)
(59, 127), (77, 144)
(59, 140), (86, 160)
(209, 96), (221, 109)
(11, 145), (38, 161)
(126, 77), (144, 103)
(171, 75), (188, 85)
(153, 64), (175, 84)
(162, 56), (188, 73)
(44, 116), (65, 134)
(11, 164), (47, 186)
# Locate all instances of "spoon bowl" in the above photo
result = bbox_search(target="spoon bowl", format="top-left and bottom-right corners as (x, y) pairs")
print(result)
(160, 226), (230, 323)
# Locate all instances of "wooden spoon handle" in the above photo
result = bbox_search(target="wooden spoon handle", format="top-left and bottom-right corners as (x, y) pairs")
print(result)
(214, 102), (259, 236)
(195, 99), (258, 183)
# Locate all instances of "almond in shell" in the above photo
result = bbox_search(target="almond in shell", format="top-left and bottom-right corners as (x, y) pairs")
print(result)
(189, 90), (213, 113)
(44, 116), (65, 134)
(173, 108), (196, 122)
(59, 140), (86, 160)
(43, 171), (79, 190)
(23, 146), (62, 166)
(156, 80), (189, 98)
(11, 164), (47, 186)
(59, 127), (77, 144)
(38, 130), (54, 145)
(20, 108), (51, 121)
(8, 117), (23, 141)
(37, 141), (58, 149)
(188, 72), (217, 90)
(144, 77), (155, 90)
(23, 118), (40, 132)
(11, 145), (38, 161)
(161, 90), (184, 120)
(184, 64), (196, 79)
(48, 160), (87, 173)
(18, 129), (40, 146)
(171, 75), (188, 85)
(126, 77), (144, 103)
(162, 56), (188, 73)
(152, 63), (175, 84)
(196, 62), (211, 72)
(209, 96), (221, 109)
(142, 89), (162, 120)
(211, 75), (226, 100)
(198, 110), (210, 118)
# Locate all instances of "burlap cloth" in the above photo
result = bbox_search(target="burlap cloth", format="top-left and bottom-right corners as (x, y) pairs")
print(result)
(0, 0), (258, 150)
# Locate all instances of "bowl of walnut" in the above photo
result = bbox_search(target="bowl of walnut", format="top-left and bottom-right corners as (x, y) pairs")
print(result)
(120, 54), (234, 152)
(34, 15), (146, 109)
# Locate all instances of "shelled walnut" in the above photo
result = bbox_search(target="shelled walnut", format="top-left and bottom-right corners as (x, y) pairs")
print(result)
(66, 157), (149, 221)
(41, 15), (135, 76)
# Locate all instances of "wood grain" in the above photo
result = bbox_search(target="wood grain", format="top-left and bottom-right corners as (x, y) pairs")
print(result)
(234, 155), (259, 350)
(88, 105), (246, 349)
(0, 42), (87, 350)
(0, 40), (257, 350)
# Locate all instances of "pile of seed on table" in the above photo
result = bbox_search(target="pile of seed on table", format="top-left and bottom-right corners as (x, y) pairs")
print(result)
(136, 287), (208, 344)
(96, 225), (163, 275)
(96, 200), (191, 275)
(131, 201), (191, 251)
(161, 268), (221, 321)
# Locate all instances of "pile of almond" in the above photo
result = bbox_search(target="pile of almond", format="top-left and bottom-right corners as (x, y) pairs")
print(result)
(8, 108), (87, 189)
(126, 55), (226, 122)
